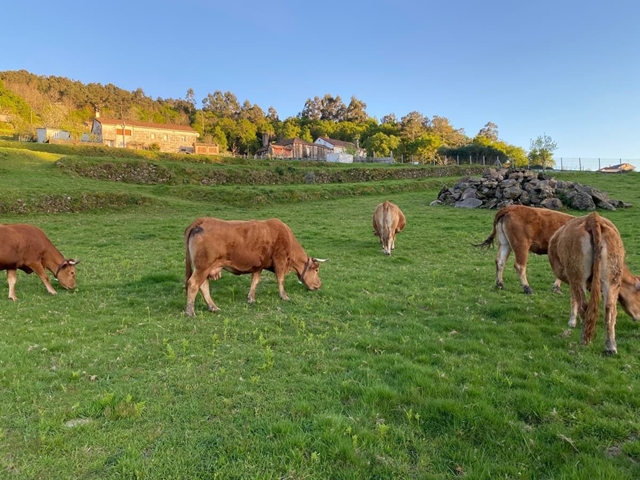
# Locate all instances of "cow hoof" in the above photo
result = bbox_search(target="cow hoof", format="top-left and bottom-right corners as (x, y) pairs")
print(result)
(523, 286), (533, 294)
(568, 320), (577, 328)
(604, 348), (618, 356)
(496, 283), (504, 290)
(208, 305), (220, 312)
(553, 286), (562, 294)
(185, 305), (196, 317)
(247, 298), (255, 304)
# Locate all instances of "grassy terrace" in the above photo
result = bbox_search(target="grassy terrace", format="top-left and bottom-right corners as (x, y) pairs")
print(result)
(1, 142), (640, 478)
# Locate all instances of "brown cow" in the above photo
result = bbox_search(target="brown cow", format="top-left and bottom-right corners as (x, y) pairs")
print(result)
(373, 201), (406, 255)
(0, 224), (79, 300)
(548, 212), (640, 355)
(184, 217), (326, 316)
(477, 205), (574, 293)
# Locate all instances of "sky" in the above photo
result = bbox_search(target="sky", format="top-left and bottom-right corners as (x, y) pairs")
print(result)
(2, 0), (640, 167)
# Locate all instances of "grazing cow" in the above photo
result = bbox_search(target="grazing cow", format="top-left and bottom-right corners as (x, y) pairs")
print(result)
(184, 217), (326, 316)
(548, 212), (640, 355)
(0, 224), (79, 300)
(477, 205), (574, 293)
(372, 201), (406, 255)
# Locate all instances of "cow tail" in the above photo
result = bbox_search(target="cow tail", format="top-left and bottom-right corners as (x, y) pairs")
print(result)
(583, 212), (602, 344)
(184, 221), (204, 289)
(474, 210), (506, 248)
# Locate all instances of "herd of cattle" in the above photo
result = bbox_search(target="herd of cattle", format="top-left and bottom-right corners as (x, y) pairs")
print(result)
(1, 201), (638, 355)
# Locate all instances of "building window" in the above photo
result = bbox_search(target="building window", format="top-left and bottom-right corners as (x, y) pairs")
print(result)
(181, 135), (186, 142)
(163, 134), (168, 141)
(116, 128), (132, 136)
(151, 133), (156, 140)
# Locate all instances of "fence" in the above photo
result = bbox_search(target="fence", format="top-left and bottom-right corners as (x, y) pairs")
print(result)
(399, 155), (640, 172)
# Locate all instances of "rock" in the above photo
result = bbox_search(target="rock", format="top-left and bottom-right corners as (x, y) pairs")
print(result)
(568, 192), (596, 211)
(540, 198), (564, 210)
(455, 198), (483, 208)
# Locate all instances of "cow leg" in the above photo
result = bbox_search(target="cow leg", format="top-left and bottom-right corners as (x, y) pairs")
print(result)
(567, 289), (580, 328)
(248, 271), (262, 304)
(552, 278), (562, 293)
(7, 270), (18, 301)
(32, 264), (57, 295)
(513, 249), (532, 294)
(199, 279), (220, 312)
(603, 289), (618, 355)
(185, 270), (210, 316)
(495, 243), (511, 289)
(275, 270), (290, 301)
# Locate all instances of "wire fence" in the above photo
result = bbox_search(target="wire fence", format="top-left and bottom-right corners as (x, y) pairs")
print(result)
(414, 156), (640, 172)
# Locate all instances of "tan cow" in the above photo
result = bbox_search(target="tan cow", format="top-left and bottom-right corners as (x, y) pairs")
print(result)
(373, 201), (406, 255)
(548, 212), (640, 355)
(0, 224), (79, 300)
(477, 205), (574, 293)
(184, 217), (326, 316)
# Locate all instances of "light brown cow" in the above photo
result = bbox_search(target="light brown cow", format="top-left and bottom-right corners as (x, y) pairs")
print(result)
(373, 201), (406, 255)
(548, 212), (640, 355)
(184, 217), (326, 316)
(0, 224), (79, 300)
(477, 205), (574, 293)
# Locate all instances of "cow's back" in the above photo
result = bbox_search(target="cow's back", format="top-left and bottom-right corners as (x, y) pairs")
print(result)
(0, 224), (53, 269)
(187, 217), (296, 272)
(499, 205), (573, 253)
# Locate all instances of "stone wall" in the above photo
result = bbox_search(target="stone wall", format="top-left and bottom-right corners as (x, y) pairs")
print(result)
(431, 168), (632, 211)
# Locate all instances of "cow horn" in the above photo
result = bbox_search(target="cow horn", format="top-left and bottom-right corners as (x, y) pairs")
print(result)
(68, 259), (80, 266)
(313, 258), (328, 263)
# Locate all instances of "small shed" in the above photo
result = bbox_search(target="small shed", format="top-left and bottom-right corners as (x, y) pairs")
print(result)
(598, 163), (636, 173)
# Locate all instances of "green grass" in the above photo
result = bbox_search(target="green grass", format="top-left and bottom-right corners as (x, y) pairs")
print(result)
(2, 146), (640, 478)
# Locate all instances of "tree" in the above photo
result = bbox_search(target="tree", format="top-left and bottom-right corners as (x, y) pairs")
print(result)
(344, 96), (368, 123)
(477, 121), (499, 142)
(528, 133), (558, 168)
(400, 111), (428, 141)
(363, 132), (400, 157)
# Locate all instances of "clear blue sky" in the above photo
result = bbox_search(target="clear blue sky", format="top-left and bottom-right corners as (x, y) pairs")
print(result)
(2, 0), (639, 163)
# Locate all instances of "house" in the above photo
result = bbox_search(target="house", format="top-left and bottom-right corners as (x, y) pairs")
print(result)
(598, 163), (636, 173)
(36, 128), (72, 143)
(256, 138), (329, 160)
(90, 111), (199, 153)
(314, 137), (366, 163)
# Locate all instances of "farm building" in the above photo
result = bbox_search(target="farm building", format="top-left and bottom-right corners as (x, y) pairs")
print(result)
(36, 128), (72, 143)
(91, 111), (199, 153)
(597, 163), (636, 173)
(314, 136), (367, 163)
(256, 138), (329, 160)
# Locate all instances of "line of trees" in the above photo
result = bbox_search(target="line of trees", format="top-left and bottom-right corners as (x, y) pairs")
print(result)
(0, 70), (557, 166)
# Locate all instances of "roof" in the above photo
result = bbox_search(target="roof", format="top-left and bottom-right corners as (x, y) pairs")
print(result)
(95, 117), (197, 133)
(274, 137), (327, 148)
(598, 163), (636, 173)
(318, 137), (355, 148)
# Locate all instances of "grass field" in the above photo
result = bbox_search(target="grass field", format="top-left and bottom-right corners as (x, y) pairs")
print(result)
(2, 146), (640, 479)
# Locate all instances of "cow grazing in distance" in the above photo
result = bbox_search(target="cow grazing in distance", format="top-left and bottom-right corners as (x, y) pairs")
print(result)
(548, 212), (640, 355)
(476, 205), (574, 293)
(373, 201), (406, 255)
(184, 217), (326, 316)
(0, 224), (79, 301)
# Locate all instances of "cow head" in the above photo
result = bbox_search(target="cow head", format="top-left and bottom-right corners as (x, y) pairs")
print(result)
(56, 259), (80, 290)
(618, 273), (640, 321)
(298, 258), (326, 291)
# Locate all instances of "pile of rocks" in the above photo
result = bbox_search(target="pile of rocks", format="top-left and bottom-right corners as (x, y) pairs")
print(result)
(432, 168), (632, 211)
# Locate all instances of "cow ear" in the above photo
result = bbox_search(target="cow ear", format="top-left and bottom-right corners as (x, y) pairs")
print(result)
(313, 258), (328, 263)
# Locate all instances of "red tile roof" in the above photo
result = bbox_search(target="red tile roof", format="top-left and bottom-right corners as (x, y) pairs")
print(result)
(95, 117), (197, 132)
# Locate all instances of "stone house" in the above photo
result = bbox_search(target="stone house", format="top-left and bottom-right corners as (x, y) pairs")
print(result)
(91, 112), (199, 153)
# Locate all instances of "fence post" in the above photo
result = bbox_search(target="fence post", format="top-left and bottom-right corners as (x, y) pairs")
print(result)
(579, 158), (582, 171)
(560, 157), (563, 171)
(482, 156), (485, 165)
(598, 158), (601, 170)
(469, 155), (471, 165)
(456, 155), (459, 165)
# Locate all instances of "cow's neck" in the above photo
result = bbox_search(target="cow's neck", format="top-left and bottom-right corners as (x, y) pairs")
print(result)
(43, 248), (66, 277)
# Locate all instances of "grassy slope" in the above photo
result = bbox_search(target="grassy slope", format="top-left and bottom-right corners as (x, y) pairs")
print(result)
(1, 147), (640, 478)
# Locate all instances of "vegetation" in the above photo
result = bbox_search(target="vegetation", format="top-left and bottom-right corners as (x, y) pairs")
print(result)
(0, 70), (545, 164)
(1, 144), (640, 478)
